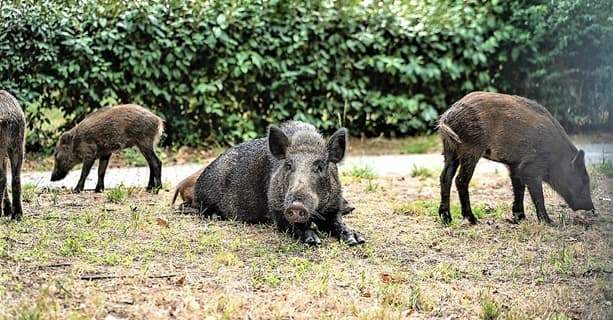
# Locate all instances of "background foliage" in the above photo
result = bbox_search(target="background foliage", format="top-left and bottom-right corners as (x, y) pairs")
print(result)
(0, 0), (611, 152)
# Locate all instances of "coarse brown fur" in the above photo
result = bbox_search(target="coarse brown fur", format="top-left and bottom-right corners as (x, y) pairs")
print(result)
(172, 168), (204, 207)
(438, 91), (594, 225)
(0, 90), (26, 220)
(51, 104), (164, 193)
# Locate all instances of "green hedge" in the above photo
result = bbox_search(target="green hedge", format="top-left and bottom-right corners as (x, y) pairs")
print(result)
(0, 0), (610, 152)
(499, 0), (613, 131)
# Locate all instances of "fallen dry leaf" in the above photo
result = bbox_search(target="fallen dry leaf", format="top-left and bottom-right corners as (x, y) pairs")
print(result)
(175, 275), (186, 286)
(156, 217), (169, 228)
(380, 273), (393, 283)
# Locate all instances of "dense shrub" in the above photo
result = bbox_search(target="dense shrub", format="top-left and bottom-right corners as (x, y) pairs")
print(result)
(497, 0), (613, 132)
(0, 0), (610, 152)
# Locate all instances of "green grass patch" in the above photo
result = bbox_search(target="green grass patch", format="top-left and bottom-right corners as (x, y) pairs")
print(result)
(410, 165), (436, 179)
(393, 200), (508, 223)
(366, 180), (379, 193)
(479, 295), (501, 320)
(549, 246), (574, 274)
(472, 203), (508, 219)
(426, 261), (461, 281)
(403, 135), (440, 154)
(105, 185), (127, 204)
(393, 199), (440, 217)
(342, 165), (377, 180)
(590, 159), (613, 175)
(21, 183), (38, 203)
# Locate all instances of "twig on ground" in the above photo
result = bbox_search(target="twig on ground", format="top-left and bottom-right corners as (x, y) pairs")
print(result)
(80, 273), (178, 281)
(1, 237), (27, 245)
(38, 263), (72, 269)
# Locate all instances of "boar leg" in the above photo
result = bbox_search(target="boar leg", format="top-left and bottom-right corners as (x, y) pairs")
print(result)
(525, 178), (553, 225)
(317, 213), (365, 246)
(0, 159), (8, 216)
(138, 145), (162, 192)
(9, 150), (23, 220)
(509, 166), (526, 222)
(455, 157), (479, 224)
(95, 155), (111, 193)
(74, 157), (95, 193)
(276, 216), (321, 245)
(2, 189), (10, 217)
(439, 154), (460, 224)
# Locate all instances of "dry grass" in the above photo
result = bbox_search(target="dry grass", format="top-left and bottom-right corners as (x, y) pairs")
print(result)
(1, 171), (611, 319)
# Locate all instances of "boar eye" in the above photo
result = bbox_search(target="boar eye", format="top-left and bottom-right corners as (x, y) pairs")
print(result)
(284, 160), (293, 171)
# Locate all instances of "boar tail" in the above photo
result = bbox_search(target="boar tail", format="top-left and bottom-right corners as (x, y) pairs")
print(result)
(438, 122), (462, 144)
(153, 117), (165, 146)
(171, 187), (180, 206)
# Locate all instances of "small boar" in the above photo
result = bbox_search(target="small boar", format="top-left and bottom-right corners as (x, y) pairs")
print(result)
(50, 104), (164, 193)
(192, 121), (364, 245)
(438, 91), (594, 225)
(0, 90), (25, 220)
(171, 168), (204, 208)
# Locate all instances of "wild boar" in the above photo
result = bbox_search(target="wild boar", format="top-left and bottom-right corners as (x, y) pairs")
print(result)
(171, 168), (204, 208)
(0, 90), (25, 220)
(192, 121), (364, 245)
(174, 167), (357, 216)
(50, 104), (164, 193)
(438, 91), (594, 225)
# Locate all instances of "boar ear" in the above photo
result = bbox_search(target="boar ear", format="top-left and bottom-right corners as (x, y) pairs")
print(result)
(572, 149), (585, 167)
(59, 132), (73, 145)
(268, 126), (289, 159)
(327, 128), (347, 163)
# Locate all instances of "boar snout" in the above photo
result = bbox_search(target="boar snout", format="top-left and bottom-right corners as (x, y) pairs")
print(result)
(284, 202), (310, 224)
(571, 199), (595, 212)
(50, 168), (68, 182)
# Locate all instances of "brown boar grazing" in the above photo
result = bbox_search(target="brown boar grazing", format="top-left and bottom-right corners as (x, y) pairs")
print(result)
(0, 90), (26, 220)
(171, 168), (204, 208)
(438, 91), (594, 225)
(50, 104), (164, 193)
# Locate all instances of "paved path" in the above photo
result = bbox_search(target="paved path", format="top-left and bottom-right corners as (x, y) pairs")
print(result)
(20, 141), (612, 190)
(22, 155), (500, 190)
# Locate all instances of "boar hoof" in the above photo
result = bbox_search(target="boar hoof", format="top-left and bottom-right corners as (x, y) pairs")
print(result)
(95, 186), (104, 193)
(439, 210), (452, 225)
(146, 186), (161, 194)
(539, 217), (556, 227)
(11, 211), (22, 221)
(507, 212), (526, 224)
(73, 187), (83, 194)
(302, 230), (321, 246)
(466, 216), (478, 225)
(2, 205), (10, 217)
(341, 230), (365, 246)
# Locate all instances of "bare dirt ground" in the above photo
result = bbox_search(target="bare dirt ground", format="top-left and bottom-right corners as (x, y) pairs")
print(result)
(1, 169), (611, 319)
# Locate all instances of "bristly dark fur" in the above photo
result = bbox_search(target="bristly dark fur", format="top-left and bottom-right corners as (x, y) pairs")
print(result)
(51, 104), (164, 193)
(192, 121), (364, 245)
(438, 91), (594, 225)
(0, 90), (26, 220)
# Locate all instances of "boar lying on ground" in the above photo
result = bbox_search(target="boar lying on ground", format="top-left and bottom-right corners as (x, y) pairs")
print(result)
(0, 90), (25, 220)
(192, 121), (365, 245)
(51, 104), (164, 193)
(438, 91), (594, 225)
(172, 168), (204, 208)
(175, 168), (357, 214)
